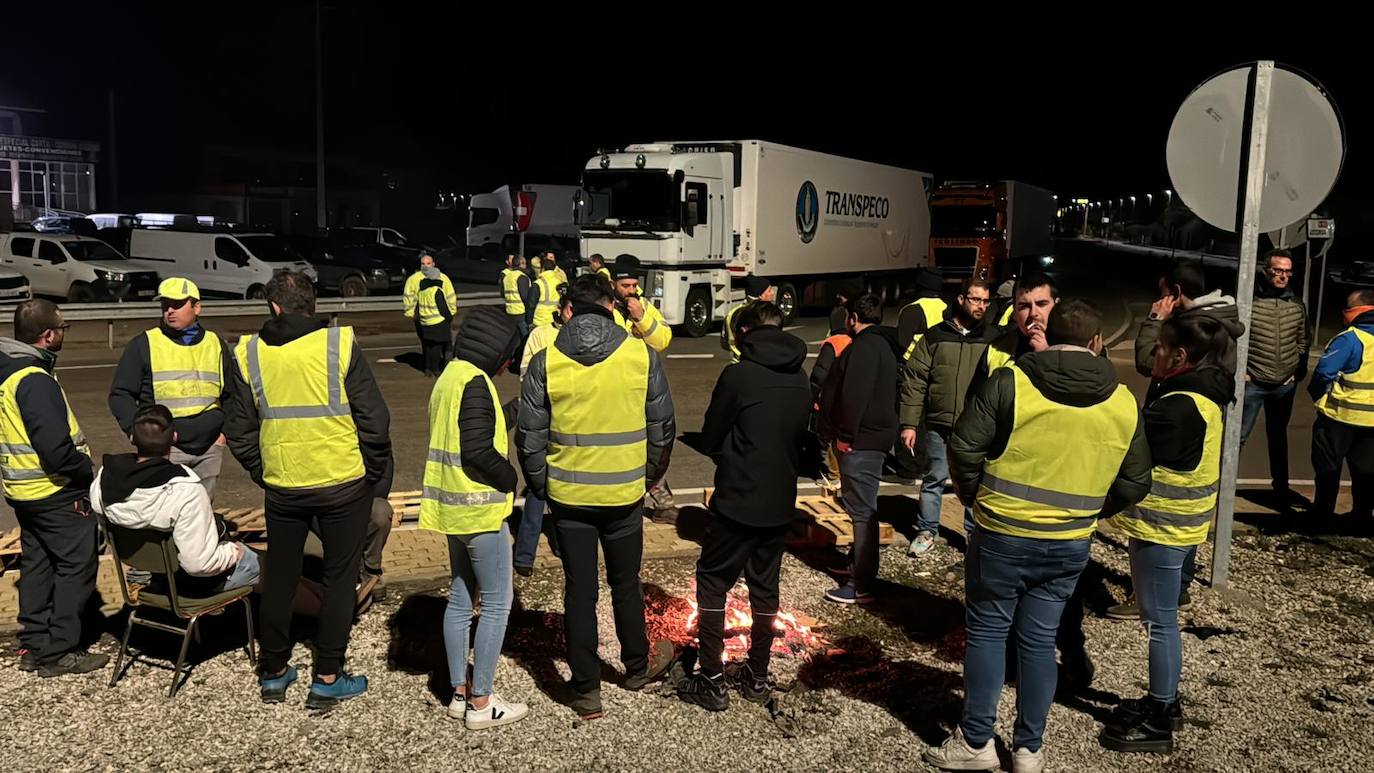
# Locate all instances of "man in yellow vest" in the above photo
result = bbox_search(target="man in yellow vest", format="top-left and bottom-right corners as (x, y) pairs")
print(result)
(419, 306), (530, 729)
(415, 266), (455, 377)
(543, 251), (569, 287)
(527, 257), (564, 330)
(925, 299), (1150, 771)
(587, 253), (611, 284)
(0, 300), (105, 677)
(897, 267), (948, 363)
(608, 254), (672, 353)
(403, 252), (457, 324)
(1308, 288), (1374, 521)
(108, 278), (234, 496)
(224, 271), (391, 710)
(722, 275), (773, 363)
(517, 274), (677, 719)
(501, 254), (531, 374)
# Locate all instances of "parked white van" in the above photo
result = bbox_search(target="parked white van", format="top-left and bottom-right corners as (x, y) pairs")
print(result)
(0, 233), (160, 302)
(127, 229), (318, 299)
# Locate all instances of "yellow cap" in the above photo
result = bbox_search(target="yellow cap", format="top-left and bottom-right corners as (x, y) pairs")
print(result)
(156, 277), (200, 301)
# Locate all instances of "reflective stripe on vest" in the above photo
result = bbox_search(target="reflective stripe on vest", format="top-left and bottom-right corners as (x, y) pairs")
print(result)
(546, 336), (649, 506)
(419, 359), (514, 534)
(726, 302), (749, 363)
(0, 367), (90, 502)
(902, 297), (948, 361)
(532, 273), (562, 326)
(1316, 328), (1374, 428)
(974, 364), (1138, 540)
(417, 285), (446, 326)
(1111, 390), (1222, 546)
(234, 326), (364, 489)
(501, 269), (526, 315)
(146, 328), (224, 417)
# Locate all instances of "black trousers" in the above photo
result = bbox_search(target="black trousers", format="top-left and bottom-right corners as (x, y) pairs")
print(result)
(418, 323), (450, 377)
(694, 513), (788, 678)
(551, 500), (648, 695)
(15, 499), (98, 665)
(509, 315), (530, 375)
(259, 479), (370, 678)
(1312, 414), (1374, 516)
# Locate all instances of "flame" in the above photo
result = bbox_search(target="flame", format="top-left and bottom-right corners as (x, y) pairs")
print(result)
(654, 580), (826, 660)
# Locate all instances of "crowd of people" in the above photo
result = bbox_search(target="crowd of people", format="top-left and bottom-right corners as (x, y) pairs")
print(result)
(1, 246), (1371, 769)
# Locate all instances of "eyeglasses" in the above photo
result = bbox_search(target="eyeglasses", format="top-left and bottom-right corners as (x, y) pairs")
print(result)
(1268, 268), (1293, 275)
(964, 297), (992, 306)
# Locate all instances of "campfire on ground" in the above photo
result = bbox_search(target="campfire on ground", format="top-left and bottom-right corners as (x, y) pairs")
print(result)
(645, 581), (827, 661)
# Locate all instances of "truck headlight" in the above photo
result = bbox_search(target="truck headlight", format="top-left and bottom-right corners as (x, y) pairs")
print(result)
(371, 268), (388, 278)
(96, 270), (126, 282)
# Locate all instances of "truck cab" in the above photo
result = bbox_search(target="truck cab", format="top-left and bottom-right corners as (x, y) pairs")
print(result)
(577, 144), (734, 336)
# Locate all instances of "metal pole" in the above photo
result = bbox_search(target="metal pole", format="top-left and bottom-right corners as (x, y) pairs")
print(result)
(1314, 248), (1330, 346)
(1301, 237), (1312, 313)
(314, 0), (327, 232)
(1212, 61), (1274, 590)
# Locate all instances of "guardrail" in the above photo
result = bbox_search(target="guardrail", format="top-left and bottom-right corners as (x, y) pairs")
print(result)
(63, 292), (505, 347)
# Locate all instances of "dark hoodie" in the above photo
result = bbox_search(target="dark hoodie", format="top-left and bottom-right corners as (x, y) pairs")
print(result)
(818, 324), (901, 451)
(698, 326), (812, 527)
(1143, 366), (1235, 473)
(0, 337), (93, 510)
(517, 308), (675, 503)
(949, 348), (1152, 519)
(222, 313), (392, 494)
(1135, 290), (1247, 378)
(449, 307), (520, 495)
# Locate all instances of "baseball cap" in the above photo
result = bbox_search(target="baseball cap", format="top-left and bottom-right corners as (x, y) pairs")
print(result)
(156, 277), (200, 302)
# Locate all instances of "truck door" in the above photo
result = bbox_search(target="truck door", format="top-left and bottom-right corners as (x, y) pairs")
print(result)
(682, 179), (712, 261)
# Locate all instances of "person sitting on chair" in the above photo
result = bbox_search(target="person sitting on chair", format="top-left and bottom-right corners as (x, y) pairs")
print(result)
(91, 404), (259, 593)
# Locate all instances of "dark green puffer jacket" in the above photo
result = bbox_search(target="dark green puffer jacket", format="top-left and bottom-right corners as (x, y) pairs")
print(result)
(899, 319), (999, 431)
(1247, 277), (1310, 385)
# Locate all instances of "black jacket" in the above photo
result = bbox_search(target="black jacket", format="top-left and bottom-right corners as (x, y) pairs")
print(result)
(899, 317), (1000, 431)
(517, 309), (675, 502)
(1143, 366), (1235, 473)
(949, 347), (1153, 518)
(818, 325), (900, 451)
(699, 326), (812, 527)
(451, 317), (519, 495)
(809, 335), (849, 403)
(222, 314), (392, 493)
(0, 338), (93, 510)
(108, 324), (238, 456)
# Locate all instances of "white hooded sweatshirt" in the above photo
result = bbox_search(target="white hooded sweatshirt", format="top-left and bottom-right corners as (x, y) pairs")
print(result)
(90, 462), (239, 577)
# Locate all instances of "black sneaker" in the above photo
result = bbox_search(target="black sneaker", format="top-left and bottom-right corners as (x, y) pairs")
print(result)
(1100, 698), (1175, 754)
(723, 661), (771, 704)
(38, 651), (110, 678)
(570, 688), (603, 720)
(677, 672), (729, 712)
(624, 641), (677, 690)
(1111, 695), (1184, 732)
(514, 564), (534, 578)
(17, 648), (37, 673)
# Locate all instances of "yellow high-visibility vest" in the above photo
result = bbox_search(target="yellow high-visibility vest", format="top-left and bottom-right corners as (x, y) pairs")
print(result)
(417, 284), (446, 327)
(419, 359), (513, 534)
(0, 367), (89, 502)
(974, 365), (1138, 540)
(724, 301), (752, 363)
(902, 297), (948, 362)
(613, 299), (672, 353)
(234, 326), (365, 490)
(1110, 391), (1220, 547)
(596, 267), (612, 283)
(404, 271), (457, 320)
(1315, 327), (1374, 427)
(532, 273), (562, 326)
(545, 336), (649, 507)
(998, 302), (1015, 327)
(146, 328), (224, 418)
(501, 269), (526, 315)
(985, 327), (1018, 373)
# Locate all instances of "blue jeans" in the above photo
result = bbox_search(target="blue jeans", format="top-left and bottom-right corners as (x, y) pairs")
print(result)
(1239, 379), (1296, 490)
(1129, 538), (1187, 702)
(961, 528), (1091, 751)
(443, 524), (514, 697)
(513, 489), (547, 570)
(839, 448), (885, 594)
(918, 426), (973, 536)
(210, 547), (261, 593)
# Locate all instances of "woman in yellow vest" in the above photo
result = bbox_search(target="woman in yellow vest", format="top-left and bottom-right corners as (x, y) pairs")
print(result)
(419, 306), (529, 730)
(1102, 316), (1232, 754)
(416, 267), (455, 377)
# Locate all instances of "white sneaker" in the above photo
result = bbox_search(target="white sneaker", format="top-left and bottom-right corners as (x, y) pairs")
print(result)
(446, 696), (466, 720)
(1012, 747), (1044, 773)
(465, 692), (530, 730)
(908, 531), (936, 557)
(922, 727), (999, 770)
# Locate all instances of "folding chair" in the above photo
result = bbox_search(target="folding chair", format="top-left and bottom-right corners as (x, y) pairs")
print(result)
(103, 520), (256, 698)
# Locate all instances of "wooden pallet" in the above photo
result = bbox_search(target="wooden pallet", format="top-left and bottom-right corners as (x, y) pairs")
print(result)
(0, 528), (20, 559)
(217, 490), (426, 538)
(788, 495), (897, 547)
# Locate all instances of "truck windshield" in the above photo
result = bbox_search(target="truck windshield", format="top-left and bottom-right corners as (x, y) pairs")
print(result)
(237, 235), (302, 262)
(469, 207), (501, 228)
(579, 170), (680, 232)
(65, 241), (125, 261)
(931, 205), (1000, 238)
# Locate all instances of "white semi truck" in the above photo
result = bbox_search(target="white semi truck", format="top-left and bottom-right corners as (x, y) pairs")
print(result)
(576, 140), (932, 336)
(467, 183), (580, 262)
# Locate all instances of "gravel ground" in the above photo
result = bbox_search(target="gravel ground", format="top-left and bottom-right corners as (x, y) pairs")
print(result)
(2, 524), (1373, 772)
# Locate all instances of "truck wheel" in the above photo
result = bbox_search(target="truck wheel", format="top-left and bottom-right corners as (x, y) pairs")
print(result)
(340, 275), (368, 297)
(775, 281), (798, 324)
(865, 279), (888, 307)
(67, 283), (95, 303)
(682, 286), (712, 338)
(246, 284), (266, 300)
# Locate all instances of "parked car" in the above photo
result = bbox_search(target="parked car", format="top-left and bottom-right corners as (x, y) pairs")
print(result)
(287, 235), (407, 297)
(126, 228), (317, 299)
(0, 233), (160, 301)
(0, 268), (33, 307)
(330, 226), (419, 254)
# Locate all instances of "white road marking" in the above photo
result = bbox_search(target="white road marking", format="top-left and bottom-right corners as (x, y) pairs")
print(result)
(376, 358), (397, 363)
(667, 354), (716, 359)
(56, 363), (116, 371)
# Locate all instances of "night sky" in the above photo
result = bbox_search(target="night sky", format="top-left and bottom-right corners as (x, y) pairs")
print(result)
(4, 10), (1365, 246)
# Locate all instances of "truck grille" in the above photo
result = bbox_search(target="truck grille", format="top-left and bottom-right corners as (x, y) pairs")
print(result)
(933, 246), (979, 270)
(0, 275), (28, 291)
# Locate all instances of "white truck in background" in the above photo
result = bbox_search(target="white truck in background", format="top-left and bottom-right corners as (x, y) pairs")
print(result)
(466, 184), (580, 261)
(576, 140), (932, 336)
